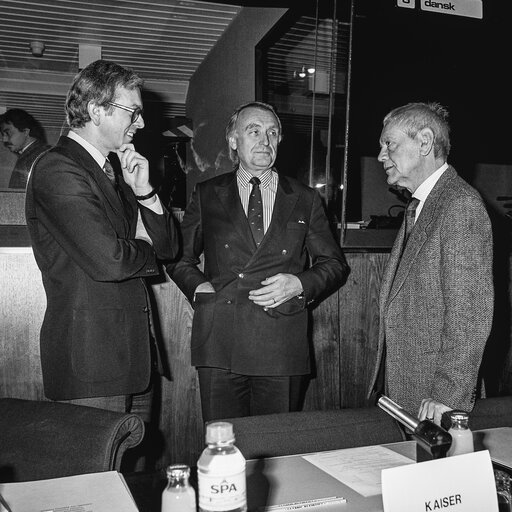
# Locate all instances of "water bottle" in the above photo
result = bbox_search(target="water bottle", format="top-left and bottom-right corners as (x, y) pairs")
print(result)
(446, 410), (474, 456)
(161, 464), (197, 512)
(197, 421), (247, 512)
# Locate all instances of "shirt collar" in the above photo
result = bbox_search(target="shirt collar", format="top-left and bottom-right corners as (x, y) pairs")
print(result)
(237, 165), (274, 189)
(67, 130), (107, 169)
(413, 162), (449, 203)
(18, 139), (36, 155)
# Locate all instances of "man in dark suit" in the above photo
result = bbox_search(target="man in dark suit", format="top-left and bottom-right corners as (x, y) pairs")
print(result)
(0, 108), (51, 189)
(169, 101), (349, 421)
(369, 102), (493, 426)
(25, 60), (178, 419)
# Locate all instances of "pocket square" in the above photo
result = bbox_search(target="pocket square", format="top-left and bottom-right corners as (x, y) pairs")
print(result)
(298, 219), (306, 224)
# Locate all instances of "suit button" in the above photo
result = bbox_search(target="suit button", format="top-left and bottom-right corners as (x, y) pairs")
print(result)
(226, 299), (232, 304)
(224, 244), (229, 249)
(238, 273), (244, 279)
(282, 249), (287, 255)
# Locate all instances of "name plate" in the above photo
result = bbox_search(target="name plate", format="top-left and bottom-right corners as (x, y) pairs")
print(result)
(420, 0), (482, 19)
(397, 0), (483, 19)
(382, 450), (498, 511)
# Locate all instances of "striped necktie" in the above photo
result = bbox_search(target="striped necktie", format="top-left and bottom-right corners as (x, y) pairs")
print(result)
(248, 176), (264, 246)
(103, 159), (116, 185)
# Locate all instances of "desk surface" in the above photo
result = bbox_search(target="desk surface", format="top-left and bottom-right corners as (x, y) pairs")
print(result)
(125, 442), (415, 512)
(125, 428), (512, 512)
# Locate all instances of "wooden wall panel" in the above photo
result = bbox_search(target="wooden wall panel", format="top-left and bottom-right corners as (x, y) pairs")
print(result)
(338, 252), (389, 408)
(0, 249), (45, 400)
(4, 248), (512, 469)
(149, 272), (204, 468)
(303, 291), (341, 411)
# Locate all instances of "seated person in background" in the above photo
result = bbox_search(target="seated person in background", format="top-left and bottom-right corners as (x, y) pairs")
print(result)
(369, 102), (494, 426)
(0, 108), (51, 189)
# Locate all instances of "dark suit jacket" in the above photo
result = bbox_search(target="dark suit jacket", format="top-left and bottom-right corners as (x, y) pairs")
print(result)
(25, 136), (178, 400)
(9, 139), (51, 189)
(169, 171), (349, 375)
(369, 166), (494, 414)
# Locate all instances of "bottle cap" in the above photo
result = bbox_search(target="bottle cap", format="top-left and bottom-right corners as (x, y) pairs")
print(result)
(449, 409), (469, 421)
(166, 464), (190, 478)
(205, 421), (235, 444)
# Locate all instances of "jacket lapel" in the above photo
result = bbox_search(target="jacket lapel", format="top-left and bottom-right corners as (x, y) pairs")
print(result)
(213, 171), (300, 254)
(264, 175), (299, 243)
(385, 167), (457, 305)
(56, 137), (126, 216)
(214, 172), (257, 249)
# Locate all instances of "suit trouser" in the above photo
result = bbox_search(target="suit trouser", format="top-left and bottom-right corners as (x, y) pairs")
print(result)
(58, 380), (154, 423)
(197, 367), (310, 422)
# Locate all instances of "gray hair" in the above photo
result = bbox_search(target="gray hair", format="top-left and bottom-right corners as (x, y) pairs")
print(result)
(383, 102), (451, 159)
(225, 101), (282, 165)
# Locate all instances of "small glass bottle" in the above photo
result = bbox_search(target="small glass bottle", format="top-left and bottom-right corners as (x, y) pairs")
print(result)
(446, 410), (474, 457)
(197, 421), (247, 512)
(161, 464), (197, 512)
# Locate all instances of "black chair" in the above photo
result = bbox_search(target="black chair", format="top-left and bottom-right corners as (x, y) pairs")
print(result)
(0, 398), (145, 482)
(222, 405), (406, 460)
(470, 395), (512, 430)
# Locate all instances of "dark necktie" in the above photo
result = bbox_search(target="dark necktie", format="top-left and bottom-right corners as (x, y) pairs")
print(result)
(103, 159), (116, 186)
(404, 197), (420, 242)
(248, 176), (264, 246)
(104, 159), (133, 218)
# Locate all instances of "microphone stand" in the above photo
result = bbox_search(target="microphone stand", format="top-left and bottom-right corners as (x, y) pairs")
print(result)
(377, 395), (452, 459)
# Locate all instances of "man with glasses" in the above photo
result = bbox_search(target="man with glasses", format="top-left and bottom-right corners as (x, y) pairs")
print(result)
(25, 60), (178, 429)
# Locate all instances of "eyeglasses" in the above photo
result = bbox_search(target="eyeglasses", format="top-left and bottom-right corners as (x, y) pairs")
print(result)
(107, 101), (144, 124)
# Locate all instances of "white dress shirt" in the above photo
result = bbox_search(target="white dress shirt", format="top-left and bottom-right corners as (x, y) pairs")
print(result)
(412, 162), (449, 223)
(237, 165), (278, 233)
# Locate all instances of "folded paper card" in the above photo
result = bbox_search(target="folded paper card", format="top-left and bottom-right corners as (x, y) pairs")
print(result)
(382, 450), (498, 512)
(0, 470), (138, 512)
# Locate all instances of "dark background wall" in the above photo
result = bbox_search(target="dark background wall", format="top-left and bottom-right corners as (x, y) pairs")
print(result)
(347, 0), (512, 221)
(185, 7), (288, 194)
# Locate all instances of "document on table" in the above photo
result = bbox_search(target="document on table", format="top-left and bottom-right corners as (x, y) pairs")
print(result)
(0, 470), (138, 512)
(477, 427), (512, 470)
(302, 445), (415, 497)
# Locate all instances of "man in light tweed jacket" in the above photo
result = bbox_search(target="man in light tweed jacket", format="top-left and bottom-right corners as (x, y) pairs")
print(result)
(369, 102), (493, 426)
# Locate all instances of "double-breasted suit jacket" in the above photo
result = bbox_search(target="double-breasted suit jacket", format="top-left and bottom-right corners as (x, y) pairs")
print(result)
(26, 136), (178, 400)
(370, 166), (494, 414)
(169, 170), (349, 376)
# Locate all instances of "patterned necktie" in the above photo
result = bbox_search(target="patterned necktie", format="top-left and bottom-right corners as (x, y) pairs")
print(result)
(103, 159), (116, 186)
(405, 197), (420, 242)
(248, 176), (264, 246)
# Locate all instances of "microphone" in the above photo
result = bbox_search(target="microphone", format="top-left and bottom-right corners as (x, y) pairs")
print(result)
(377, 395), (452, 459)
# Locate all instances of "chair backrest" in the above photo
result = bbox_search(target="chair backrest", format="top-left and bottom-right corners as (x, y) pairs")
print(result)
(469, 396), (512, 430)
(0, 398), (145, 482)
(223, 396), (512, 460)
(222, 406), (406, 460)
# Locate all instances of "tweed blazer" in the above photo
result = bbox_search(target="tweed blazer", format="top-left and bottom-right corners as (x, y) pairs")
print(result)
(26, 136), (178, 400)
(169, 170), (349, 376)
(369, 166), (493, 415)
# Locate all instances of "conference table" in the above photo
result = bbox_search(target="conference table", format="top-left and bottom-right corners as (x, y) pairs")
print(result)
(125, 427), (512, 512)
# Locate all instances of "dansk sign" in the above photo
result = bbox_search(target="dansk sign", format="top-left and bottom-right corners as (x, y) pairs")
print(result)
(397, 0), (483, 19)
